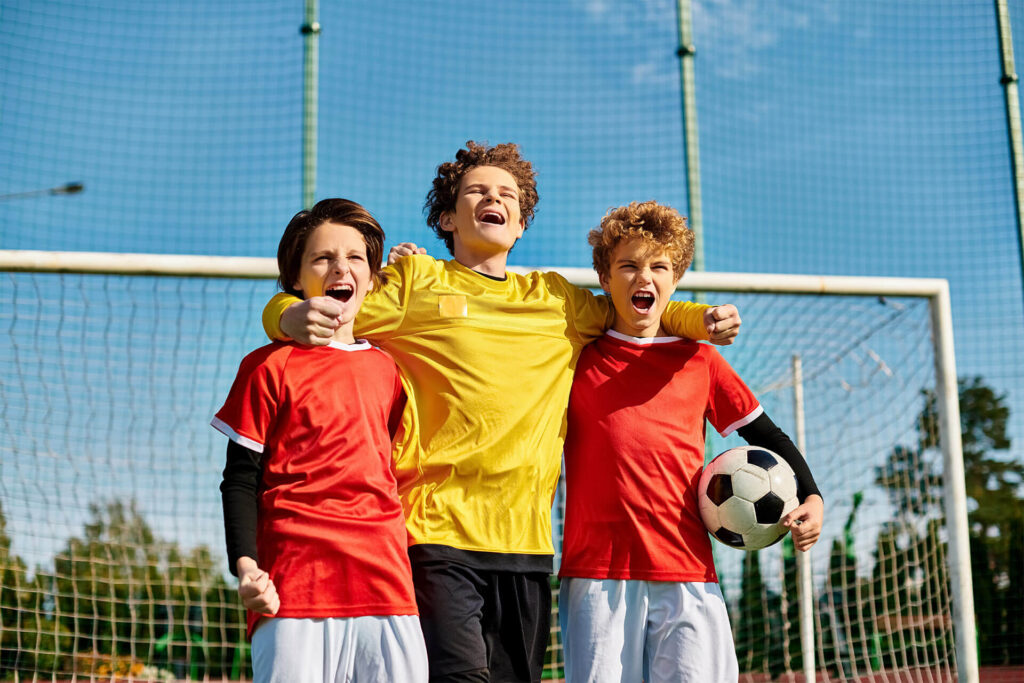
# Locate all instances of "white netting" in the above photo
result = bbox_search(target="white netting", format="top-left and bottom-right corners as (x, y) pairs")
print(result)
(2, 265), (959, 681)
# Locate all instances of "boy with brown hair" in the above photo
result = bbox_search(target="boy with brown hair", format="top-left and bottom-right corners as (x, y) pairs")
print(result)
(215, 198), (427, 682)
(261, 144), (742, 682)
(559, 200), (823, 683)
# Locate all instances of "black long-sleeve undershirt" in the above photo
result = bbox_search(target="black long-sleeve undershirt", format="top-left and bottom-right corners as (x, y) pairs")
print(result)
(735, 412), (822, 502)
(220, 440), (262, 577)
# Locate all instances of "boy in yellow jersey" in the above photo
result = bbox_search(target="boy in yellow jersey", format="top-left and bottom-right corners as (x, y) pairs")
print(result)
(261, 141), (741, 682)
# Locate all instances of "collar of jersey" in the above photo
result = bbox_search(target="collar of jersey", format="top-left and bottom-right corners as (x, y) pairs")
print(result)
(326, 339), (372, 352)
(606, 329), (684, 345)
(446, 258), (511, 289)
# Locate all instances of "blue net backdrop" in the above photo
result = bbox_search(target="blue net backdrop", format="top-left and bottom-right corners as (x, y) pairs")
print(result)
(3, 0), (1023, 677)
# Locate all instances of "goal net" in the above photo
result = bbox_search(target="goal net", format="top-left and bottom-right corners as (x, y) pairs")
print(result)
(0, 252), (972, 682)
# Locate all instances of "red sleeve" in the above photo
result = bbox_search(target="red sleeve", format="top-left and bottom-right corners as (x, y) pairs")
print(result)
(705, 347), (763, 437)
(211, 344), (286, 453)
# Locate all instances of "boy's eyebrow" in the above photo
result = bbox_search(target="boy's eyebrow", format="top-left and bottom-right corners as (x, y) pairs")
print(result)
(613, 255), (671, 266)
(464, 183), (519, 194)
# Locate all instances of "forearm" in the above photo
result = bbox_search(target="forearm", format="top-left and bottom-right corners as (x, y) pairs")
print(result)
(262, 292), (302, 341)
(660, 300), (713, 340)
(220, 440), (262, 575)
(736, 413), (822, 502)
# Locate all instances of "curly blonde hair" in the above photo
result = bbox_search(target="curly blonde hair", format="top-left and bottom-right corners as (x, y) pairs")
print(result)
(425, 141), (539, 255)
(588, 201), (694, 281)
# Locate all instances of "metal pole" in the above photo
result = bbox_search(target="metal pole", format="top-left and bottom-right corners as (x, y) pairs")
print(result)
(791, 355), (816, 682)
(675, 0), (704, 272)
(301, 0), (320, 209)
(995, 0), (1024, 305)
(930, 284), (978, 683)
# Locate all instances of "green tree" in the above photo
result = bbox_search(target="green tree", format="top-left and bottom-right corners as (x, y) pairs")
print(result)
(918, 377), (1023, 665)
(917, 377), (1021, 540)
(50, 499), (236, 677)
(735, 550), (770, 673)
(1005, 516), (1024, 666)
(883, 377), (1023, 666)
(873, 437), (955, 670)
(820, 492), (878, 678)
(767, 536), (801, 679)
(0, 501), (73, 677)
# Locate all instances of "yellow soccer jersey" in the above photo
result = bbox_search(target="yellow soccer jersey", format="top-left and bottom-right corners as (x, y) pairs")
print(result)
(263, 255), (710, 558)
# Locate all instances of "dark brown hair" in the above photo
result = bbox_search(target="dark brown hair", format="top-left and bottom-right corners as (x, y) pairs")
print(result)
(588, 201), (694, 282)
(424, 141), (539, 255)
(277, 198), (387, 297)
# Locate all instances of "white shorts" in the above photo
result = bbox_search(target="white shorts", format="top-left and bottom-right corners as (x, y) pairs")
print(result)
(251, 615), (428, 683)
(559, 578), (738, 683)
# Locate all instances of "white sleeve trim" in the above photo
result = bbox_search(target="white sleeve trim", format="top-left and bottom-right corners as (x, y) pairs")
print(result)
(210, 416), (264, 454)
(719, 404), (764, 437)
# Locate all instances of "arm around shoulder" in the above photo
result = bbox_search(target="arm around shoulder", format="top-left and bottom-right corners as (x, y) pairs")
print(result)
(660, 299), (713, 340)
(262, 292), (342, 346)
(263, 292), (302, 341)
(661, 301), (742, 344)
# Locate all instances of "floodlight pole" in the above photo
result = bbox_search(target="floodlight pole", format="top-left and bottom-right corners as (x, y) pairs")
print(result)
(301, 0), (320, 209)
(675, 0), (704, 273)
(995, 0), (1024, 306)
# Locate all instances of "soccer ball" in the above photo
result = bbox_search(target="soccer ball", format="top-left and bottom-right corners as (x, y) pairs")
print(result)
(698, 446), (799, 550)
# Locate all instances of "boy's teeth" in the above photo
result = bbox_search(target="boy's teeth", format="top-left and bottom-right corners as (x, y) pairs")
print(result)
(632, 292), (654, 311)
(326, 285), (354, 302)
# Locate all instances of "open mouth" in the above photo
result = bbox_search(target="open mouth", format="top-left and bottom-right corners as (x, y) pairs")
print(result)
(632, 291), (654, 311)
(478, 210), (505, 225)
(325, 284), (354, 303)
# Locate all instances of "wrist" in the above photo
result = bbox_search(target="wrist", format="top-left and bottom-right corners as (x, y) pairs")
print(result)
(236, 556), (259, 577)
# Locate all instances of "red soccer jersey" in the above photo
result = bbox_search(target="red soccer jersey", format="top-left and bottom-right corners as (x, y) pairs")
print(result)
(559, 330), (763, 582)
(212, 340), (417, 636)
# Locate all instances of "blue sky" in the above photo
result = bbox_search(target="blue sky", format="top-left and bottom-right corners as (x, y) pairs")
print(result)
(2, 0), (1023, 579)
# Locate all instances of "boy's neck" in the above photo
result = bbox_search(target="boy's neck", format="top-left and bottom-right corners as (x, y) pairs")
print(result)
(332, 325), (356, 345)
(611, 316), (667, 339)
(452, 246), (509, 279)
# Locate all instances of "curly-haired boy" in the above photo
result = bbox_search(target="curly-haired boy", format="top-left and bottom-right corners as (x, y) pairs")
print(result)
(559, 201), (823, 683)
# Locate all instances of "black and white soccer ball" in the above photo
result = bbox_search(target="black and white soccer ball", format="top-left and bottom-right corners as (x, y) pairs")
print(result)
(697, 446), (798, 550)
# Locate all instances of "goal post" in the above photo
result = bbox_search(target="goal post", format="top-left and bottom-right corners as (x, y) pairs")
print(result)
(0, 250), (976, 682)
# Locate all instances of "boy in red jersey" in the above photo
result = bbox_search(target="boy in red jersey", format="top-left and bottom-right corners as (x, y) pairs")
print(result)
(559, 201), (824, 683)
(260, 143), (743, 682)
(213, 199), (427, 682)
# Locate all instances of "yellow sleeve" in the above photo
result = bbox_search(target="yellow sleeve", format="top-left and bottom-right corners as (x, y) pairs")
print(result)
(556, 274), (712, 342)
(351, 260), (408, 341)
(262, 292), (302, 341)
(660, 299), (712, 340)
(553, 274), (614, 342)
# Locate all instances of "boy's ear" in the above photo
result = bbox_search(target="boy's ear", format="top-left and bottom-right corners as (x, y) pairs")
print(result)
(598, 271), (610, 293)
(440, 212), (456, 233)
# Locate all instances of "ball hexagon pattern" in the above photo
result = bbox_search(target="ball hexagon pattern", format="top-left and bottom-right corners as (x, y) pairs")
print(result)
(697, 446), (799, 550)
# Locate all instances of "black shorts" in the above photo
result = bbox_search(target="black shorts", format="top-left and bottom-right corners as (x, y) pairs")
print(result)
(409, 546), (552, 682)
